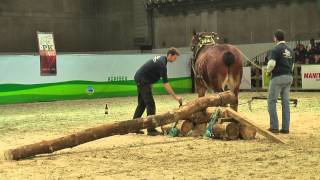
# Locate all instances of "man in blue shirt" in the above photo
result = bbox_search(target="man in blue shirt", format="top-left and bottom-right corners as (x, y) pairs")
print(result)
(266, 29), (294, 134)
(133, 47), (182, 136)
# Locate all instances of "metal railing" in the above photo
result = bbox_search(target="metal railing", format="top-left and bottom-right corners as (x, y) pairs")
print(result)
(249, 64), (308, 91)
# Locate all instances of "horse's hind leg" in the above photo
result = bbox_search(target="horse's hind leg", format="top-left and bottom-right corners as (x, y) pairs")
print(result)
(195, 80), (206, 97)
(230, 85), (240, 111)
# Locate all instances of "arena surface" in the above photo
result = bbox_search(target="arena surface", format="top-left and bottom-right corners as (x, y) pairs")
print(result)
(0, 92), (319, 179)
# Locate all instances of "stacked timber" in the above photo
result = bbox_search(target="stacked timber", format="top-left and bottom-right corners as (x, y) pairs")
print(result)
(174, 107), (256, 140)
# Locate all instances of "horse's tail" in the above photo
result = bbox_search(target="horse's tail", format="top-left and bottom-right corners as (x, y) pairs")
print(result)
(221, 51), (236, 92)
(222, 51), (235, 67)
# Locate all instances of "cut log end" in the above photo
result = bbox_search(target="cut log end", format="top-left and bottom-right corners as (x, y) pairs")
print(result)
(239, 124), (257, 140)
(176, 120), (194, 136)
(213, 122), (239, 140)
(4, 150), (14, 161)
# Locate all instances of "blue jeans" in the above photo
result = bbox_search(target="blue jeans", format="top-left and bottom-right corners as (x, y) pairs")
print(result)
(268, 75), (293, 131)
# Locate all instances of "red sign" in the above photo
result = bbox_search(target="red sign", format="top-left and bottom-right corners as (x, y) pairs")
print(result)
(304, 73), (320, 79)
(37, 32), (57, 76)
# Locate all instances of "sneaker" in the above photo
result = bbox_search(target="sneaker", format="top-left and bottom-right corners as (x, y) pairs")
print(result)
(280, 129), (289, 134)
(147, 129), (161, 136)
(135, 130), (144, 134)
(267, 128), (279, 134)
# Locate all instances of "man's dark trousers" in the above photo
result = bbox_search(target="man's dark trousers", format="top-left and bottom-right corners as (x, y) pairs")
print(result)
(133, 82), (156, 121)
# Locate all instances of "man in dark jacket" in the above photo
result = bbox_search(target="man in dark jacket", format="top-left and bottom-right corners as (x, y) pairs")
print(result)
(266, 29), (294, 134)
(133, 47), (182, 136)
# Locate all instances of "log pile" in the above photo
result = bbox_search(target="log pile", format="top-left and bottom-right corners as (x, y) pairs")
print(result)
(3, 91), (285, 161)
(167, 107), (257, 140)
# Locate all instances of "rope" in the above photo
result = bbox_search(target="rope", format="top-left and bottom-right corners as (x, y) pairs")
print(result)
(203, 108), (220, 138)
(237, 49), (270, 110)
(165, 101), (183, 137)
(238, 49), (263, 70)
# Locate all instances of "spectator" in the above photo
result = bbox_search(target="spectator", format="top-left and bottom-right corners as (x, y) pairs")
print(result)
(294, 44), (307, 64)
(306, 38), (315, 51)
(307, 38), (317, 64)
(315, 54), (320, 64)
(315, 42), (320, 64)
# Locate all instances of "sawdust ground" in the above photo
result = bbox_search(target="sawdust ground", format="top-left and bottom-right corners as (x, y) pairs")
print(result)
(0, 92), (319, 179)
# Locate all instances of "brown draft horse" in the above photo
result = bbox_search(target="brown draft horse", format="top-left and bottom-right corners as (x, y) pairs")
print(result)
(191, 32), (243, 110)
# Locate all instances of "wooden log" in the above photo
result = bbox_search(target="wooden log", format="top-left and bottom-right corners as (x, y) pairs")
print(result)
(217, 117), (236, 124)
(4, 91), (236, 160)
(239, 124), (257, 140)
(186, 107), (217, 124)
(212, 122), (239, 140)
(175, 120), (194, 136)
(224, 108), (286, 144)
(187, 123), (208, 137)
(161, 120), (194, 136)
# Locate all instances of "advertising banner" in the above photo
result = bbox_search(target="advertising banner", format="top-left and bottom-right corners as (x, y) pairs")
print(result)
(301, 65), (320, 89)
(37, 32), (57, 76)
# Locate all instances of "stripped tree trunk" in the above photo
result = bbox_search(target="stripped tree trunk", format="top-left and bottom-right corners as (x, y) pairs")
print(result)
(4, 91), (236, 160)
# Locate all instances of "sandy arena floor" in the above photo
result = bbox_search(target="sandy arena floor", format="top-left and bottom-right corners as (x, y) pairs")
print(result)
(0, 92), (320, 179)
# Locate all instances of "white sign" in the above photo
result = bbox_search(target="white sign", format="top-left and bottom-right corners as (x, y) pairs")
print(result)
(301, 65), (320, 89)
(37, 32), (56, 52)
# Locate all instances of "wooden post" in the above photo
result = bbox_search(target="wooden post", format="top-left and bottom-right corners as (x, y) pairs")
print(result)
(4, 91), (236, 160)
(224, 108), (286, 144)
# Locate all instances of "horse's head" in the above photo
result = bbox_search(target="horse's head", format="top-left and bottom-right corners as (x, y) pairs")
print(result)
(191, 31), (220, 58)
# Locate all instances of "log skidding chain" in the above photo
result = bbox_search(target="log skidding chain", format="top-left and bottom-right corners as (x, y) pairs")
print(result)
(167, 99), (183, 137)
(204, 108), (220, 138)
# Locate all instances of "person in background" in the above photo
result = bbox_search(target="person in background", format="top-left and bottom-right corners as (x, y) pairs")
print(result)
(307, 38), (317, 64)
(294, 44), (307, 64)
(133, 47), (182, 136)
(266, 29), (294, 134)
(314, 42), (320, 64)
(306, 38), (315, 51)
